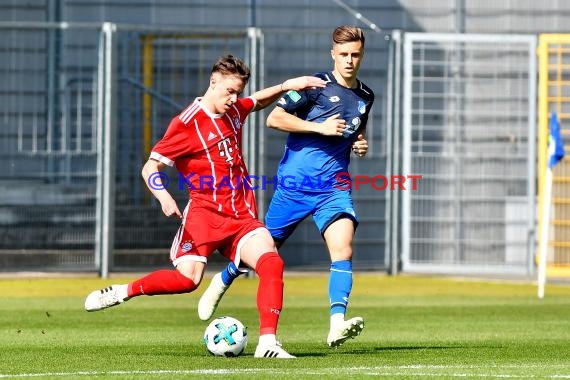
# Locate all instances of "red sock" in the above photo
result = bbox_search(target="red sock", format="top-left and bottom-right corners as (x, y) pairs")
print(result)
(127, 269), (197, 297)
(255, 252), (284, 335)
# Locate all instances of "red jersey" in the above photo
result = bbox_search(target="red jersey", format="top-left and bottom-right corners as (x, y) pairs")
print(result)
(150, 97), (258, 219)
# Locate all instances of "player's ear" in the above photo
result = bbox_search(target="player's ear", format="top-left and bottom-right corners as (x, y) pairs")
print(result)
(330, 49), (335, 60)
(209, 73), (218, 89)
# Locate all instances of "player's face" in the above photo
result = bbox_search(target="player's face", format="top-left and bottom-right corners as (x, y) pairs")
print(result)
(331, 41), (364, 81)
(210, 73), (246, 114)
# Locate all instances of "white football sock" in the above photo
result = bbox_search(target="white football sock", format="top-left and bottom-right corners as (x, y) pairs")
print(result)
(116, 284), (129, 301)
(330, 312), (345, 327)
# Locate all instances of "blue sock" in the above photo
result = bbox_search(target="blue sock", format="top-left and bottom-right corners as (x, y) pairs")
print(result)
(329, 260), (353, 316)
(220, 262), (242, 286)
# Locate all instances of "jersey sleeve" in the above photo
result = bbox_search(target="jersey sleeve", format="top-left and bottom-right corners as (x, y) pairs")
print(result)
(149, 117), (193, 166)
(357, 82), (376, 132)
(277, 72), (325, 114)
(236, 97), (256, 123)
(276, 87), (319, 115)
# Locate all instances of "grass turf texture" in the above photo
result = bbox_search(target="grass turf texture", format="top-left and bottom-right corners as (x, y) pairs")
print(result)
(0, 274), (569, 379)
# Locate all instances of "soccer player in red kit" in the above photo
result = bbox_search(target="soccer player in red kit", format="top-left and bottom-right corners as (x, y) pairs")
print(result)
(84, 55), (325, 359)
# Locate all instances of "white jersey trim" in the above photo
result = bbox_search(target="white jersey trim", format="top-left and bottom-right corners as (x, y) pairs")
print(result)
(179, 101), (200, 124)
(172, 254), (208, 267)
(150, 151), (174, 167)
(194, 118), (223, 212)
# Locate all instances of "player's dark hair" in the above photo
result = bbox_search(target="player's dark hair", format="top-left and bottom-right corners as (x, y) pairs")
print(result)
(211, 54), (250, 83)
(332, 25), (365, 48)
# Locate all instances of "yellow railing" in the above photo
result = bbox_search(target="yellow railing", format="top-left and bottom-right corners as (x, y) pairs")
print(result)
(142, 35), (154, 162)
(537, 34), (570, 277)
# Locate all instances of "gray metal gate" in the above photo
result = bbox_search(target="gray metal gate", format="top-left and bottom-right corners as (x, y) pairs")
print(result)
(0, 21), (260, 274)
(401, 33), (537, 275)
(0, 22), (102, 271)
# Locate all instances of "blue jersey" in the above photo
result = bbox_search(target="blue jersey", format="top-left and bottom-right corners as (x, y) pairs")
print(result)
(275, 71), (375, 192)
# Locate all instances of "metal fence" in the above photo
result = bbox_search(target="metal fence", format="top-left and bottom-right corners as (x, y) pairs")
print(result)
(401, 33), (537, 275)
(0, 22), (260, 273)
(0, 22), (102, 271)
(258, 28), (392, 271)
(0, 22), (544, 278)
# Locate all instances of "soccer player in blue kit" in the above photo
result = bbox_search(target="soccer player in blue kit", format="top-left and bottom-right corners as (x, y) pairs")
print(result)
(199, 25), (374, 348)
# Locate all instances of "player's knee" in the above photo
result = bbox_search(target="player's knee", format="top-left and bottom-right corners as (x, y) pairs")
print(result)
(255, 252), (284, 278)
(176, 261), (205, 287)
(175, 270), (199, 292)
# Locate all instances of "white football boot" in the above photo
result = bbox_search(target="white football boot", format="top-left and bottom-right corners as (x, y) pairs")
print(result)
(198, 273), (229, 320)
(254, 341), (296, 359)
(327, 316), (365, 348)
(84, 284), (129, 312)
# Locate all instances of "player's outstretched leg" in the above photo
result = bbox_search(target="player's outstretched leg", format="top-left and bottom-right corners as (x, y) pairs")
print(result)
(198, 262), (242, 320)
(85, 284), (130, 311)
(85, 269), (197, 312)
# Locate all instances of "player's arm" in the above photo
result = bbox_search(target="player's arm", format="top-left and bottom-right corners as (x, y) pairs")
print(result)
(266, 106), (346, 136)
(141, 159), (182, 218)
(251, 76), (326, 111)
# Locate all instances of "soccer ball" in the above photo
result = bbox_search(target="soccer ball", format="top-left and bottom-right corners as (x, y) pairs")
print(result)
(203, 316), (248, 357)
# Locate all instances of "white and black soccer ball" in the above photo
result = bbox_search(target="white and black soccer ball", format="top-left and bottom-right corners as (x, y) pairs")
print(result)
(203, 316), (248, 357)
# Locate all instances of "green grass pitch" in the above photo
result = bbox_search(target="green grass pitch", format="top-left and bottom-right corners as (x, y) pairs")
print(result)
(0, 273), (569, 379)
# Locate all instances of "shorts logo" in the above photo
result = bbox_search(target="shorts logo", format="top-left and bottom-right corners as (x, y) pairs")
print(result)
(181, 240), (193, 253)
(329, 96), (340, 102)
(358, 101), (366, 114)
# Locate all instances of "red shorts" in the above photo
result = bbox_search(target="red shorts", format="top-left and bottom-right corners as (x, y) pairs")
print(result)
(169, 201), (266, 268)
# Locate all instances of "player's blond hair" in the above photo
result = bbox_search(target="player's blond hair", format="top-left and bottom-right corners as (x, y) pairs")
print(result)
(332, 25), (365, 48)
(211, 54), (251, 83)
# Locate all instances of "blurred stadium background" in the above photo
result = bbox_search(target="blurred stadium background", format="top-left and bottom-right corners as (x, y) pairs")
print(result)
(0, 0), (569, 280)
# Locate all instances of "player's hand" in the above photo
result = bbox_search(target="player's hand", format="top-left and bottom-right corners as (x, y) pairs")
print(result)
(160, 197), (182, 219)
(352, 133), (368, 157)
(282, 76), (326, 91)
(320, 113), (346, 136)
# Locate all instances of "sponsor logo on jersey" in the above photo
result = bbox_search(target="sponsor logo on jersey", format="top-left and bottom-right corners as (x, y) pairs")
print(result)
(287, 90), (301, 103)
(278, 97), (287, 105)
(358, 101), (366, 114)
(329, 96), (340, 103)
(181, 240), (193, 253)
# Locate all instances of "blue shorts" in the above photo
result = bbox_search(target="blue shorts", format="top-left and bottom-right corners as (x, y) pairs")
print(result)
(264, 188), (358, 242)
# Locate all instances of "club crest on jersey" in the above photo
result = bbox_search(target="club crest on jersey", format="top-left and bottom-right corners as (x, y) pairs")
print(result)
(329, 96), (340, 103)
(358, 101), (366, 114)
(181, 240), (194, 253)
(233, 116), (241, 130)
